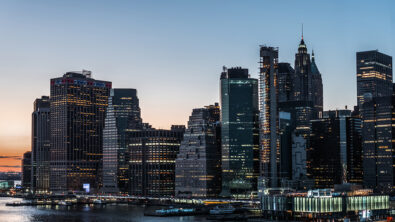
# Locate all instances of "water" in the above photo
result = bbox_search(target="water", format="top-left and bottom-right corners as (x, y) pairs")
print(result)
(0, 197), (210, 222)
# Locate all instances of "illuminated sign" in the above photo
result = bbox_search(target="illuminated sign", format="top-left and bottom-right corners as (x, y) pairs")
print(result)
(83, 183), (90, 193)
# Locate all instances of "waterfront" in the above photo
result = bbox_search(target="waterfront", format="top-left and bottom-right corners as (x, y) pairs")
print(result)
(0, 198), (210, 222)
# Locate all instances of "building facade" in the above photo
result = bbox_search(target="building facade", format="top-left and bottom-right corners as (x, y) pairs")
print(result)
(362, 94), (394, 192)
(102, 88), (143, 194)
(308, 110), (362, 188)
(220, 67), (260, 198)
(50, 70), (111, 193)
(128, 126), (185, 197)
(175, 104), (221, 198)
(31, 96), (51, 193)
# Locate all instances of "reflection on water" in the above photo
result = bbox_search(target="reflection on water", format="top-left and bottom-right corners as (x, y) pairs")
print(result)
(0, 197), (209, 222)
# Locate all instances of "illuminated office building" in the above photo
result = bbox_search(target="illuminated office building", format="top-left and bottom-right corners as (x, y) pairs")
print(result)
(259, 46), (280, 188)
(361, 93), (394, 192)
(128, 125), (185, 197)
(31, 96), (50, 193)
(357, 50), (393, 192)
(357, 50), (392, 107)
(50, 70), (111, 193)
(102, 88), (143, 194)
(220, 67), (259, 198)
(175, 104), (221, 198)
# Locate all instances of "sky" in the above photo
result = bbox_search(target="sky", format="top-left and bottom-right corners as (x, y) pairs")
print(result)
(0, 0), (394, 172)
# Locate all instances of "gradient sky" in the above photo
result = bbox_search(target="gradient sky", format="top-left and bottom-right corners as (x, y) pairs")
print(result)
(0, 0), (394, 171)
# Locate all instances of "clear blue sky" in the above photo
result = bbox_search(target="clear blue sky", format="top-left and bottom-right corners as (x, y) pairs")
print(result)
(0, 0), (394, 165)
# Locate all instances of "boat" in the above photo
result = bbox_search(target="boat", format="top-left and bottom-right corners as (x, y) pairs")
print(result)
(144, 206), (198, 216)
(209, 205), (236, 215)
(6, 201), (22, 206)
(58, 200), (72, 206)
(93, 199), (107, 205)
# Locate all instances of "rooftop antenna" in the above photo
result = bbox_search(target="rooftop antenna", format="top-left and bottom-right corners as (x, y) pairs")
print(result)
(302, 23), (304, 40)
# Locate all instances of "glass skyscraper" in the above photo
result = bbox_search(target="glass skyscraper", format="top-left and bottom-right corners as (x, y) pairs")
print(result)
(50, 70), (111, 193)
(102, 88), (143, 194)
(220, 67), (259, 198)
(31, 96), (50, 193)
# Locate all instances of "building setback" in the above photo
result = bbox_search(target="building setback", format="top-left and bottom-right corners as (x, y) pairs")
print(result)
(128, 126), (185, 197)
(31, 96), (51, 193)
(175, 103), (221, 198)
(220, 67), (260, 198)
(50, 70), (111, 193)
(102, 88), (143, 194)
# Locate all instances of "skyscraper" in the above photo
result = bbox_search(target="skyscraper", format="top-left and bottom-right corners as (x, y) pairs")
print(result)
(220, 67), (259, 198)
(102, 88), (143, 194)
(357, 50), (392, 107)
(357, 50), (393, 192)
(259, 46), (280, 188)
(31, 96), (50, 193)
(128, 126), (185, 197)
(175, 103), (221, 198)
(50, 70), (111, 193)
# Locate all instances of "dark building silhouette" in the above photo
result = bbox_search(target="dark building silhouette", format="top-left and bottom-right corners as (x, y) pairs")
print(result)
(128, 125), (185, 197)
(357, 50), (392, 107)
(308, 110), (362, 188)
(31, 96), (50, 193)
(220, 67), (259, 198)
(49, 70), (111, 193)
(175, 103), (221, 198)
(102, 88), (143, 194)
(22, 151), (32, 190)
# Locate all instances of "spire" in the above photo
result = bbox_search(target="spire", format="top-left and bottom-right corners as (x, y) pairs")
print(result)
(299, 24), (306, 47)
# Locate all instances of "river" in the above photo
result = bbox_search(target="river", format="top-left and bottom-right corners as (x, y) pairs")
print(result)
(0, 197), (210, 222)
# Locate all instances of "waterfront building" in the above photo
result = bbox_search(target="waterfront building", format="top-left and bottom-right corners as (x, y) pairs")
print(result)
(308, 109), (362, 188)
(49, 70), (111, 193)
(22, 151), (32, 191)
(175, 104), (221, 198)
(259, 46), (280, 188)
(220, 67), (260, 198)
(102, 88), (143, 194)
(356, 50), (392, 107)
(260, 186), (389, 221)
(128, 125), (185, 197)
(31, 96), (50, 193)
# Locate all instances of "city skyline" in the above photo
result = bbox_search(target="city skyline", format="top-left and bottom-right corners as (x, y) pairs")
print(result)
(0, 0), (394, 172)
